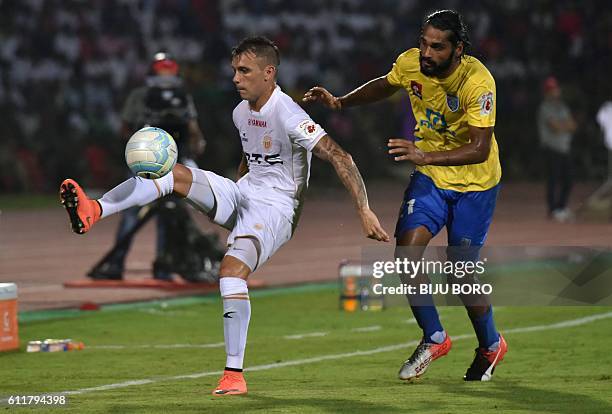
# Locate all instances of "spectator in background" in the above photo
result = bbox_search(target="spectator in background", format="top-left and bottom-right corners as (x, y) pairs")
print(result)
(537, 76), (577, 222)
(88, 53), (206, 281)
(583, 101), (612, 216)
(596, 101), (612, 192)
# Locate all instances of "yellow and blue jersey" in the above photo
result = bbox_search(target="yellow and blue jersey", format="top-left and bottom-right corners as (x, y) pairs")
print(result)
(387, 48), (501, 192)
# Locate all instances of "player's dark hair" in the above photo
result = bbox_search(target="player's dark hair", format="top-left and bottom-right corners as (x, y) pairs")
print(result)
(423, 10), (471, 57)
(231, 36), (280, 67)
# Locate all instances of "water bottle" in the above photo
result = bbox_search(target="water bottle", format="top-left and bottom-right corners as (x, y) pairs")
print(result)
(26, 339), (84, 352)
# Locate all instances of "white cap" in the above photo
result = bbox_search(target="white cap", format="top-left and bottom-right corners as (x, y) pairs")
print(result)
(0, 283), (17, 300)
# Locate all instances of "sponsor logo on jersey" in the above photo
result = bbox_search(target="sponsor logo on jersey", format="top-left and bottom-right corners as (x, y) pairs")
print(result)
(446, 94), (459, 112)
(418, 108), (457, 137)
(478, 92), (494, 115)
(248, 119), (267, 128)
(298, 120), (320, 137)
(245, 152), (283, 166)
(410, 81), (423, 99)
(420, 108), (447, 132)
(263, 135), (272, 150)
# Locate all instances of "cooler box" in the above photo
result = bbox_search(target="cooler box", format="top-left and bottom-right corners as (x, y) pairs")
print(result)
(0, 283), (18, 351)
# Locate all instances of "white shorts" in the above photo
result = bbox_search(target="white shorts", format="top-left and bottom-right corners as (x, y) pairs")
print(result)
(203, 171), (293, 269)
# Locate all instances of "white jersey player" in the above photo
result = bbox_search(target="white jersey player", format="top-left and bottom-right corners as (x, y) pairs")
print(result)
(59, 36), (389, 396)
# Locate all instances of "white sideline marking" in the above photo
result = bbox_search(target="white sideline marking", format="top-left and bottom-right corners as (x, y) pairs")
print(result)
(4, 311), (612, 399)
(503, 311), (612, 333)
(88, 342), (225, 350)
(138, 308), (197, 317)
(88, 325), (386, 349)
(351, 325), (382, 332)
(284, 332), (328, 340)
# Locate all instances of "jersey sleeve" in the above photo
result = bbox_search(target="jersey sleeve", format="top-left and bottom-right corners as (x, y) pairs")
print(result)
(464, 78), (496, 128)
(232, 104), (241, 130)
(386, 51), (409, 87)
(285, 113), (327, 152)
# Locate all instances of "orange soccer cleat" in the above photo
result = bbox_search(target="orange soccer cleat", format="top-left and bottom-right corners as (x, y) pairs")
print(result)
(59, 179), (101, 234)
(398, 334), (452, 380)
(212, 370), (248, 396)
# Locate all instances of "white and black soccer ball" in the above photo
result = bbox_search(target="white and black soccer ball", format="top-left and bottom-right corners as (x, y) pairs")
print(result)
(125, 127), (178, 179)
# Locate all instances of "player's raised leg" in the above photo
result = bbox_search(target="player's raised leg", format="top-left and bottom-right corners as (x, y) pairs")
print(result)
(212, 238), (259, 396)
(59, 164), (195, 234)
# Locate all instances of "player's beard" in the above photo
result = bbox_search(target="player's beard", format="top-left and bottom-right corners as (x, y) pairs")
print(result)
(420, 49), (455, 77)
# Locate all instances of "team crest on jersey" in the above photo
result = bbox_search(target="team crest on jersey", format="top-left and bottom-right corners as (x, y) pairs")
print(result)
(410, 81), (423, 99)
(262, 135), (272, 150)
(298, 120), (320, 137)
(446, 94), (459, 112)
(478, 92), (494, 115)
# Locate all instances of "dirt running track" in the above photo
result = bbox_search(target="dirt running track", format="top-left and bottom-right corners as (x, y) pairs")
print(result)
(1, 181), (610, 311)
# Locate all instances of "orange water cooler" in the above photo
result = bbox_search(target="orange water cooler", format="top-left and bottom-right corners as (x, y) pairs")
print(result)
(0, 283), (19, 351)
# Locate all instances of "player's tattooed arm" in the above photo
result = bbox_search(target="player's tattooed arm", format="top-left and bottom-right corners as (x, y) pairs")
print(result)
(388, 126), (494, 166)
(237, 153), (249, 181)
(312, 135), (367, 209)
(303, 76), (399, 110)
(313, 135), (389, 242)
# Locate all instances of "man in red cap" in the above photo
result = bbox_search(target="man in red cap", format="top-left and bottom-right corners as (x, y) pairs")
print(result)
(88, 52), (207, 281)
(537, 76), (577, 222)
(151, 52), (180, 75)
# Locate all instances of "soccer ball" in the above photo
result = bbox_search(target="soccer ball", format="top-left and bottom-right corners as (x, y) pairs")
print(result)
(125, 126), (178, 179)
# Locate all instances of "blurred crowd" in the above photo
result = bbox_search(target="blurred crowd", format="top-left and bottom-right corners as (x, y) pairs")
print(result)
(1, 0), (611, 192)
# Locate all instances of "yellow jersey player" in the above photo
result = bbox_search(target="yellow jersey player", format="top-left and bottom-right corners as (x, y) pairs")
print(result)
(304, 9), (507, 382)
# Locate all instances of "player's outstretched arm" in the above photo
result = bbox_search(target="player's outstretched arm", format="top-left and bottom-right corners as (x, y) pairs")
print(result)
(312, 135), (389, 242)
(303, 76), (399, 110)
(388, 126), (494, 166)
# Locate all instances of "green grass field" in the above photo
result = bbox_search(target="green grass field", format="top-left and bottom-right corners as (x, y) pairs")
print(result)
(2, 284), (612, 413)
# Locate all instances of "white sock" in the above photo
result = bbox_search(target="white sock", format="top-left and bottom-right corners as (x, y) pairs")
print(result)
(430, 330), (446, 344)
(220, 277), (250, 370)
(98, 173), (174, 218)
